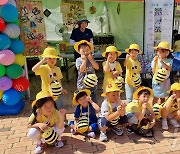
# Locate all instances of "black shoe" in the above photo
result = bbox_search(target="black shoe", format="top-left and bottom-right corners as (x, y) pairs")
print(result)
(126, 126), (134, 134)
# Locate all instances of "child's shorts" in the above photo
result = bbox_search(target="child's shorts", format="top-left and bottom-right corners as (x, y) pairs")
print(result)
(126, 112), (138, 125)
(126, 111), (151, 125)
(69, 121), (98, 132)
(98, 115), (128, 128)
(55, 94), (65, 110)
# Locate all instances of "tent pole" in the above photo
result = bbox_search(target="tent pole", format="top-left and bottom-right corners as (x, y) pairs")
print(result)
(143, 0), (145, 54)
(104, 1), (111, 33)
(24, 57), (31, 99)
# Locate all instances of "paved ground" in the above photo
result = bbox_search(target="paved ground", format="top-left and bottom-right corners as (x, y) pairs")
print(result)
(0, 103), (180, 154)
(0, 65), (179, 154)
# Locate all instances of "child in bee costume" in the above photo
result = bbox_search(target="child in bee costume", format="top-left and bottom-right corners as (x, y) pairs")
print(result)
(27, 91), (65, 154)
(151, 42), (174, 104)
(98, 84), (128, 142)
(74, 40), (99, 103)
(69, 89), (100, 138)
(32, 47), (68, 123)
(153, 83), (180, 130)
(126, 87), (156, 137)
(124, 44), (142, 104)
(102, 46), (123, 92)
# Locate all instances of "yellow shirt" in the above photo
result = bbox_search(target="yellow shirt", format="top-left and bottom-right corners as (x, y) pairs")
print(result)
(162, 97), (179, 113)
(28, 109), (59, 127)
(102, 61), (123, 90)
(125, 57), (141, 86)
(126, 101), (152, 114)
(35, 64), (63, 91)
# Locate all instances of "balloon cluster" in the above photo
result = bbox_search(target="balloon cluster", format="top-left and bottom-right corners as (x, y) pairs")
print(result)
(0, 0), (29, 115)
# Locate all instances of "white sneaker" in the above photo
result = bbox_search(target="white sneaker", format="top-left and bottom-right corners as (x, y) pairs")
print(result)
(55, 140), (64, 148)
(162, 119), (168, 130)
(169, 118), (180, 128)
(70, 128), (76, 135)
(34, 144), (43, 154)
(87, 132), (95, 138)
(99, 131), (108, 142)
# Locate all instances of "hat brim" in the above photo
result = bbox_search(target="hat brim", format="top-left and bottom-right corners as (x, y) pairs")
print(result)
(31, 100), (37, 108)
(125, 48), (143, 55)
(101, 89), (124, 97)
(102, 50), (121, 57)
(72, 89), (91, 105)
(133, 87), (153, 100)
(77, 20), (90, 24)
(153, 47), (173, 52)
(74, 40), (94, 53)
(41, 54), (60, 58)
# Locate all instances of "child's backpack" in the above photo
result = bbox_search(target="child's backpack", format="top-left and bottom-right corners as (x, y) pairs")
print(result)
(132, 118), (154, 137)
(114, 76), (124, 90)
(153, 68), (168, 83)
(107, 101), (120, 126)
(83, 74), (98, 89)
(50, 80), (62, 96)
(132, 74), (142, 87)
(77, 104), (89, 134)
(41, 127), (59, 144)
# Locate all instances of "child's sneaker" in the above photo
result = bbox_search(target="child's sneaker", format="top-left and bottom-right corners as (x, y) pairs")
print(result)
(169, 118), (180, 128)
(70, 128), (76, 135)
(34, 143), (43, 154)
(126, 126), (134, 134)
(99, 131), (108, 142)
(162, 119), (168, 130)
(111, 126), (124, 136)
(64, 120), (69, 127)
(87, 132), (95, 138)
(55, 140), (64, 148)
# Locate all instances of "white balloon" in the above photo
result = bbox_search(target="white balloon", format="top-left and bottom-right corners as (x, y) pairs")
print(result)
(7, 0), (16, 7)
(2, 24), (20, 39)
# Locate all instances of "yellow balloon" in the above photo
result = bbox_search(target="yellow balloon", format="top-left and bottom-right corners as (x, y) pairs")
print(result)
(0, 90), (3, 100)
(14, 54), (25, 66)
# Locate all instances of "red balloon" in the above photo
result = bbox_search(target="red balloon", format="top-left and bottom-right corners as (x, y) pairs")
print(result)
(0, 18), (5, 31)
(12, 77), (29, 92)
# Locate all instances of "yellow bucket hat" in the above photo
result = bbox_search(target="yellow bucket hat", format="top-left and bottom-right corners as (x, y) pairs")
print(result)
(102, 46), (121, 57)
(133, 86), (153, 100)
(154, 42), (173, 52)
(168, 83), (180, 93)
(74, 40), (94, 53)
(101, 83), (123, 97)
(32, 91), (54, 107)
(41, 47), (59, 58)
(125, 44), (143, 54)
(72, 89), (91, 106)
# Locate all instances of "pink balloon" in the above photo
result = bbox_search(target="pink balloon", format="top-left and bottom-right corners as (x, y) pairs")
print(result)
(0, 50), (15, 65)
(0, 76), (12, 91)
(0, 0), (8, 5)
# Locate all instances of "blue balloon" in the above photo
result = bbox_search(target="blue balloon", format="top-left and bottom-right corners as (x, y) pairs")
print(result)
(0, 100), (25, 116)
(9, 40), (24, 54)
(2, 88), (20, 106)
(0, 34), (11, 50)
(0, 4), (18, 22)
